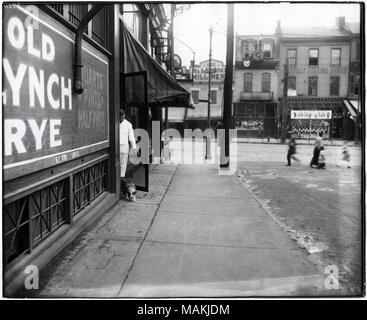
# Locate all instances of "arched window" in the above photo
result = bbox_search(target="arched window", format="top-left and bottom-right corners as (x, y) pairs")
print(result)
(262, 73), (271, 93)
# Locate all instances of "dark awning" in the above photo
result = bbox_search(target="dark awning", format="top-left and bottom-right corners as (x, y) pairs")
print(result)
(122, 23), (193, 109)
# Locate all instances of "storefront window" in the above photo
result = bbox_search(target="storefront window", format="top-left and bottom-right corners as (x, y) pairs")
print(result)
(330, 77), (340, 96)
(309, 49), (319, 65)
(262, 73), (271, 93)
(308, 77), (318, 96)
(244, 73), (252, 93)
(287, 49), (297, 65)
(331, 48), (341, 65)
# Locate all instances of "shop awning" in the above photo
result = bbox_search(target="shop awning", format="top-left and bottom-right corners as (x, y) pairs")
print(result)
(343, 100), (358, 117)
(122, 23), (193, 109)
(348, 100), (361, 113)
(285, 98), (348, 118)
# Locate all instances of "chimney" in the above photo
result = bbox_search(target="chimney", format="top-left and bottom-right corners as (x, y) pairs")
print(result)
(336, 16), (345, 30)
(275, 20), (281, 34)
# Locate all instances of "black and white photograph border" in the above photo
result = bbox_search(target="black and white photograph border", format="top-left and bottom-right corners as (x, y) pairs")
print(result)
(0, 0), (365, 300)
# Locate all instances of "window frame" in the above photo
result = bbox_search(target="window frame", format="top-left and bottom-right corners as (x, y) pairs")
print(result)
(210, 89), (218, 105)
(287, 49), (297, 66)
(262, 42), (272, 58)
(261, 72), (271, 93)
(308, 77), (318, 96)
(330, 76), (340, 96)
(309, 48), (319, 66)
(244, 73), (253, 93)
(288, 76), (296, 91)
(331, 48), (341, 66)
(351, 74), (361, 96)
(190, 88), (200, 105)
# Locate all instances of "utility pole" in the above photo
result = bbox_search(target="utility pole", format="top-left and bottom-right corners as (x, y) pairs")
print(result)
(280, 62), (288, 143)
(204, 27), (214, 160)
(221, 3), (234, 168)
(165, 3), (175, 132)
(207, 27), (213, 129)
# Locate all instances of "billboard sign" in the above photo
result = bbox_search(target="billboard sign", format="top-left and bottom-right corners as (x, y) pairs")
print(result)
(2, 6), (109, 180)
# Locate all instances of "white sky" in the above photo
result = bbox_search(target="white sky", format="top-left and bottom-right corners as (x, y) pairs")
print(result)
(173, 2), (361, 67)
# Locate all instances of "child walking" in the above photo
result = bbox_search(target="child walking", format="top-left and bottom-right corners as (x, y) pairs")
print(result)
(341, 142), (351, 168)
(286, 137), (301, 166)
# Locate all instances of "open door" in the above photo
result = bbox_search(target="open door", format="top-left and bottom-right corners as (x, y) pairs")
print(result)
(121, 71), (149, 192)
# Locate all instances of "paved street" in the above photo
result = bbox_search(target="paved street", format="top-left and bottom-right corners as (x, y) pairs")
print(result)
(236, 143), (362, 295)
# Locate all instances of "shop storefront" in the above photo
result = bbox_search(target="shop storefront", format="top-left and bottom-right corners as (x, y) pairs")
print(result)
(233, 102), (278, 138)
(2, 4), (191, 294)
(284, 98), (356, 140)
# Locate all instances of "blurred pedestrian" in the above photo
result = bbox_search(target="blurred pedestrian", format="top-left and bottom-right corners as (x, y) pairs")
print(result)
(310, 132), (323, 168)
(285, 137), (301, 166)
(341, 141), (351, 168)
(161, 138), (172, 164)
(318, 146), (326, 169)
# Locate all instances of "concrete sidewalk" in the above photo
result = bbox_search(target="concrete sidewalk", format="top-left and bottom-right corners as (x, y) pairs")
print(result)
(33, 164), (327, 298)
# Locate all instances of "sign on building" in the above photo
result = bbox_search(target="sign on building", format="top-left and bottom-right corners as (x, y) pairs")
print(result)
(2, 6), (109, 180)
(291, 110), (332, 120)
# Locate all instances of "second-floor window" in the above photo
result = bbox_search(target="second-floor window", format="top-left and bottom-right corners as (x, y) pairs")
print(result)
(262, 73), (271, 93)
(287, 49), (297, 65)
(244, 73), (252, 92)
(309, 49), (319, 65)
(350, 74), (361, 96)
(288, 77), (296, 91)
(210, 90), (217, 104)
(330, 77), (340, 96)
(262, 42), (272, 58)
(308, 77), (318, 96)
(331, 48), (341, 65)
(191, 89), (199, 105)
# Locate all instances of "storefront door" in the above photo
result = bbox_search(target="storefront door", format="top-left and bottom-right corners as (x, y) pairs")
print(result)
(121, 71), (149, 192)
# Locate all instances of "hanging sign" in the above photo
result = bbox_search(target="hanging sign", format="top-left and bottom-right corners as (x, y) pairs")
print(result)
(291, 110), (332, 120)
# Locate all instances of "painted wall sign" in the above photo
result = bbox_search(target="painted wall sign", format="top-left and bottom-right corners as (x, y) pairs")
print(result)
(193, 60), (225, 83)
(2, 6), (109, 180)
(291, 110), (332, 120)
(288, 65), (348, 75)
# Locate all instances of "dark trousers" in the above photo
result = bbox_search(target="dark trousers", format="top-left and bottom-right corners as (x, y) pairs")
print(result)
(287, 151), (294, 165)
(310, 147), (320, 167)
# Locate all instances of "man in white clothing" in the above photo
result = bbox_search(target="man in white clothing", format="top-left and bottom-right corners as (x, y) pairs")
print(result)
(119, 109), (137, 177)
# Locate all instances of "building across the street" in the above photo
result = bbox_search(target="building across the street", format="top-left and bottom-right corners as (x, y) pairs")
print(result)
(2, 3), (192, 295)
(173, 59), (225, 132)
(233, 33), (280, 139)
(278, 17), (360, 141)
(233, 17), (361, 141)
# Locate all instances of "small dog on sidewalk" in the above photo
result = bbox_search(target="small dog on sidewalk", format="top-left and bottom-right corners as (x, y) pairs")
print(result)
(121, 178), (137, 202)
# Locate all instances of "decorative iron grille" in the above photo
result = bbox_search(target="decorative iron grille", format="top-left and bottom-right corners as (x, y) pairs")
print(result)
(73, 160), (107, 215)
(3, 179), (67, 265)
(30, 180), (67, 246)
